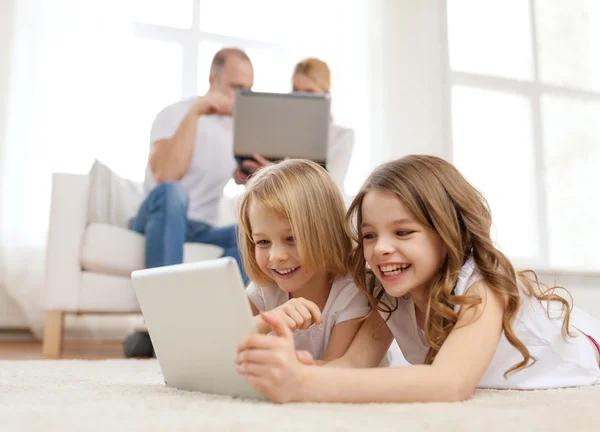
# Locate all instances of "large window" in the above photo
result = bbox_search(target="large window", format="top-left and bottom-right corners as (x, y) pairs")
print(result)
(445, 0), (600, 272)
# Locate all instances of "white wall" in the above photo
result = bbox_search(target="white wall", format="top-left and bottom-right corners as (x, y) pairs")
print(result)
(0, 0), (28, 328)
(538, 273), (600, 320)
(371, 0), (449, 163)
(0, 0), (15, 151)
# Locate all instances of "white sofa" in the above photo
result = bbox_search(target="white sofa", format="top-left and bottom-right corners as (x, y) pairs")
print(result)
(0, 288), (28, 328)
(42, 173), (231, 358)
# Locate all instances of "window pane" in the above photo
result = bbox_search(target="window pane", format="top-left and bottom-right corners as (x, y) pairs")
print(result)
(199, 0), (337, 46)
(245, 48), (296, 93)
(131, 0), (193, 29)
(536, 0), (600, 92)
(447, 0), (534, 80)
(30, 7), (182, 182)
(542, 96), (600, 270)
(115, 39), (182, 180)
(451, 86), (538, 261)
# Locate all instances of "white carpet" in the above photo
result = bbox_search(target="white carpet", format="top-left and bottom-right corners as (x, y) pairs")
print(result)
(1, 360), (597, 432)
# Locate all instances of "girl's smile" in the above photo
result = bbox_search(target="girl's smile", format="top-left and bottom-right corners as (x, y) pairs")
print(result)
(360, 190), (447, 300)
(249, 202), (328, 297)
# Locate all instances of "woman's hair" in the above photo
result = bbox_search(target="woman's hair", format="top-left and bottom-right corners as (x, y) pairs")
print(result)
(292, 58), (331, 93)
(346, 154), (572, 376)
(239, 159), (350, 287)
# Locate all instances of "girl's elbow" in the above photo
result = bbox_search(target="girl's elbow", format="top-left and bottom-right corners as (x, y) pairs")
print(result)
(437, 378), (475, 402)
(447, 381), (475, 402)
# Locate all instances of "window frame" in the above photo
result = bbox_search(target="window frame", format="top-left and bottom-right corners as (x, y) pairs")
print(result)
(441, 0), (600, 275)
(132, 0), (287, 100)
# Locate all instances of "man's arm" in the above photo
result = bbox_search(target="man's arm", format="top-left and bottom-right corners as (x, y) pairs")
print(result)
(149, 92), (232, 183)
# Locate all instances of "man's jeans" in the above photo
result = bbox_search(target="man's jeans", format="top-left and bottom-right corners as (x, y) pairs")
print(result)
(128, 182), (248, 284)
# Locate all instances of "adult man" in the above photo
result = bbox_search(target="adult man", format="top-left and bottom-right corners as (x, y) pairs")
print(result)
(124, 48), (254, 357)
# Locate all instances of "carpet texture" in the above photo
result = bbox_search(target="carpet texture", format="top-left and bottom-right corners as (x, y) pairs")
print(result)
(1, 359), (597, 431)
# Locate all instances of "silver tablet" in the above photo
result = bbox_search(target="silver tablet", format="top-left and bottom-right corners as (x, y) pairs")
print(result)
(233, 90), (330, 171)
(131, 257), (263, 400)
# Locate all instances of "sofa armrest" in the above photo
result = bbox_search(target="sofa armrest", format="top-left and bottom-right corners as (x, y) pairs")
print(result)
(44, 173), (89, 311)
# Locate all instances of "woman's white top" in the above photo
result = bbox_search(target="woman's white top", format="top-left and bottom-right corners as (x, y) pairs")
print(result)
(247, 275), (369, 360)
(381, 257), (600, 389)
(327, 124), (354, 198)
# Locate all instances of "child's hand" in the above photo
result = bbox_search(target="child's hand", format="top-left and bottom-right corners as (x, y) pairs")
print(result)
(236, 312), (310, 403)
(272, 297), (323, 331)
(296, 350), (316, 365)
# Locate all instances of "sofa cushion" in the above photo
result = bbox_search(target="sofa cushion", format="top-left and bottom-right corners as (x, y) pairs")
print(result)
(81, 223), (225, 277)
(87, 160), (144, 229)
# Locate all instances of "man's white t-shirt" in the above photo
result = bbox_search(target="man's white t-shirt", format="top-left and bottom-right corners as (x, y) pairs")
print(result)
(144, 97), (236, 226)
(247, 275), (370, 360)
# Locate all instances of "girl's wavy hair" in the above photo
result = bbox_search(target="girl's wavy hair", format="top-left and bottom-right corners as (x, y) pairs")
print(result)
(239, 159), (351, 287)
(346, 155), (573, 376)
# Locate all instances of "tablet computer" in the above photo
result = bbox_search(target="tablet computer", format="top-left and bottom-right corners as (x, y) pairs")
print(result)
(233, 90), (330, 174)
(131, 257), (263, 400)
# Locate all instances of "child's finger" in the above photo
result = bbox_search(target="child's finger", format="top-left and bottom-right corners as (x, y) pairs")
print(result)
(282, 307), (303, 329)
(243, 374), (272, 398)
(237, 333), (281, 353)
(235, 348), (279, 366)
(261, 312), (294, 340)
(296, 305), (313, 329)
(237, 361), (275, 377)
(296, 350), (316, 365)
(269, 310), (297, 331)
(299, 299), (323, 327)
(282, 314), (299, 331)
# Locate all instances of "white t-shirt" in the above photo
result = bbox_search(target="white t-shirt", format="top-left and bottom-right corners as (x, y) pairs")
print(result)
(247, 275), (369, 360)
(327, 124), (354, 198)
(381, 257), (600, 389)
(144, 97), (237, 226)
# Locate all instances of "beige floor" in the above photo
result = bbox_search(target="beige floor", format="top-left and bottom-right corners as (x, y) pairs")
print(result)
(1, 359), (598, 432)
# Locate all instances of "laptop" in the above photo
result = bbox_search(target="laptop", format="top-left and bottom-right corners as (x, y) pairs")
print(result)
(130, 257), (264, 400)
(233, 90), (331, 174)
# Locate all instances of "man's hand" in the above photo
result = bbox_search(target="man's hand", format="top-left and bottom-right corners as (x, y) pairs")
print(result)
(243, 154), (272, 173)
(233, 167), (249, 185)
(193, 91), (233, 117)
(232, 154), (275, 185)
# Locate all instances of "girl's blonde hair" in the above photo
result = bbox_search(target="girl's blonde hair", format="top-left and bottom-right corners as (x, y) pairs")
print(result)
(292, 58), (331, 93)
(239, 159), (350, 287)
(346, 155), (572, 376)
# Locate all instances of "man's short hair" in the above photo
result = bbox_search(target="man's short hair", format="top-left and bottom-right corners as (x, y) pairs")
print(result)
(210, 48), (251, 77)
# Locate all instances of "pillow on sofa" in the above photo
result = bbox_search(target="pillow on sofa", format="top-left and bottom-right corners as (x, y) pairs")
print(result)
(88, 160), (144, 228)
